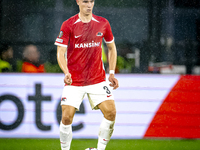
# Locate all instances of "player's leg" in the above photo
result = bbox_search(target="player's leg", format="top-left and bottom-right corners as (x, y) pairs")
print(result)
(87, 81), (116, 150)
(97, 100), (116, 150)
(98, 100), (116, 121)
(60, 86), (85, 150)
(60, 105), (76, 150)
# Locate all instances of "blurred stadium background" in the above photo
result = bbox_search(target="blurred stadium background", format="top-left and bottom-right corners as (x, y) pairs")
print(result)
(0, 0), (200, 150)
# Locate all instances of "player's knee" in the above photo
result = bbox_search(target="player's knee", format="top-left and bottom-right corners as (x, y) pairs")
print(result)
(62, 114), (73, 125)
(104, 108), (116, 121)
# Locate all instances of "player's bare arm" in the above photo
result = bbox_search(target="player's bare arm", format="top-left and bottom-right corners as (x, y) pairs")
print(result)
(106, 41), (119, 90)
(57, 46), (72, 85)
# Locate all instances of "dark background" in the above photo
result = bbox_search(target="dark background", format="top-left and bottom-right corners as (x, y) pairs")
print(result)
(0, 0), (200, 73)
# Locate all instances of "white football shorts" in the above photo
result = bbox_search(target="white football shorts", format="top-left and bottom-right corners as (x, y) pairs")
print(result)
(61, 81), (114, 111)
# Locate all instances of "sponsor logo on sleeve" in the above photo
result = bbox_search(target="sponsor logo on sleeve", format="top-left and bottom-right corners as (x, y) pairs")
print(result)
(56, 38), (63, 43)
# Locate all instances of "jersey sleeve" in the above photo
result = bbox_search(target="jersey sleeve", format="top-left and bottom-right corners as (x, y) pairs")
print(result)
(104, 20), (114, 43)
(54, 21), (71, 47)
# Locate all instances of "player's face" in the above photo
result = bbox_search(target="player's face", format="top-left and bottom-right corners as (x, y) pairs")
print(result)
(77, 0), (94, 15)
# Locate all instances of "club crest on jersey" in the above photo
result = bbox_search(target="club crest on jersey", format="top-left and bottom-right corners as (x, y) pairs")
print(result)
(96, 32), (103, 36)
(58, 31), (63, 38)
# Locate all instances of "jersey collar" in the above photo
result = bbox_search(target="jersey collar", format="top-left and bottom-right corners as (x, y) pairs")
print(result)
(74, 14), (99, 24)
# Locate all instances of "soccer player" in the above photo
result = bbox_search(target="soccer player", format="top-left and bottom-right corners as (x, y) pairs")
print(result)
(54, 0), (119, 150)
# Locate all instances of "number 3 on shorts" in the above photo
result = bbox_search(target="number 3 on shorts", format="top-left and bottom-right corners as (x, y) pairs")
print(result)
(103, 86), (111, 94)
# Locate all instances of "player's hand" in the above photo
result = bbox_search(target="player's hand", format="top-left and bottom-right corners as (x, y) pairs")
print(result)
(108, 74), (119, 90)
(64, 72), (72, 85)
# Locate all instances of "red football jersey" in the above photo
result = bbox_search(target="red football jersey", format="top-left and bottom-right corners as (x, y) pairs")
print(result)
(55, 14), (114, 86)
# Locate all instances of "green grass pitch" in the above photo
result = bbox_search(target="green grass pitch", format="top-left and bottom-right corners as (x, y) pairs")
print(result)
(0, 138), (200, 150)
